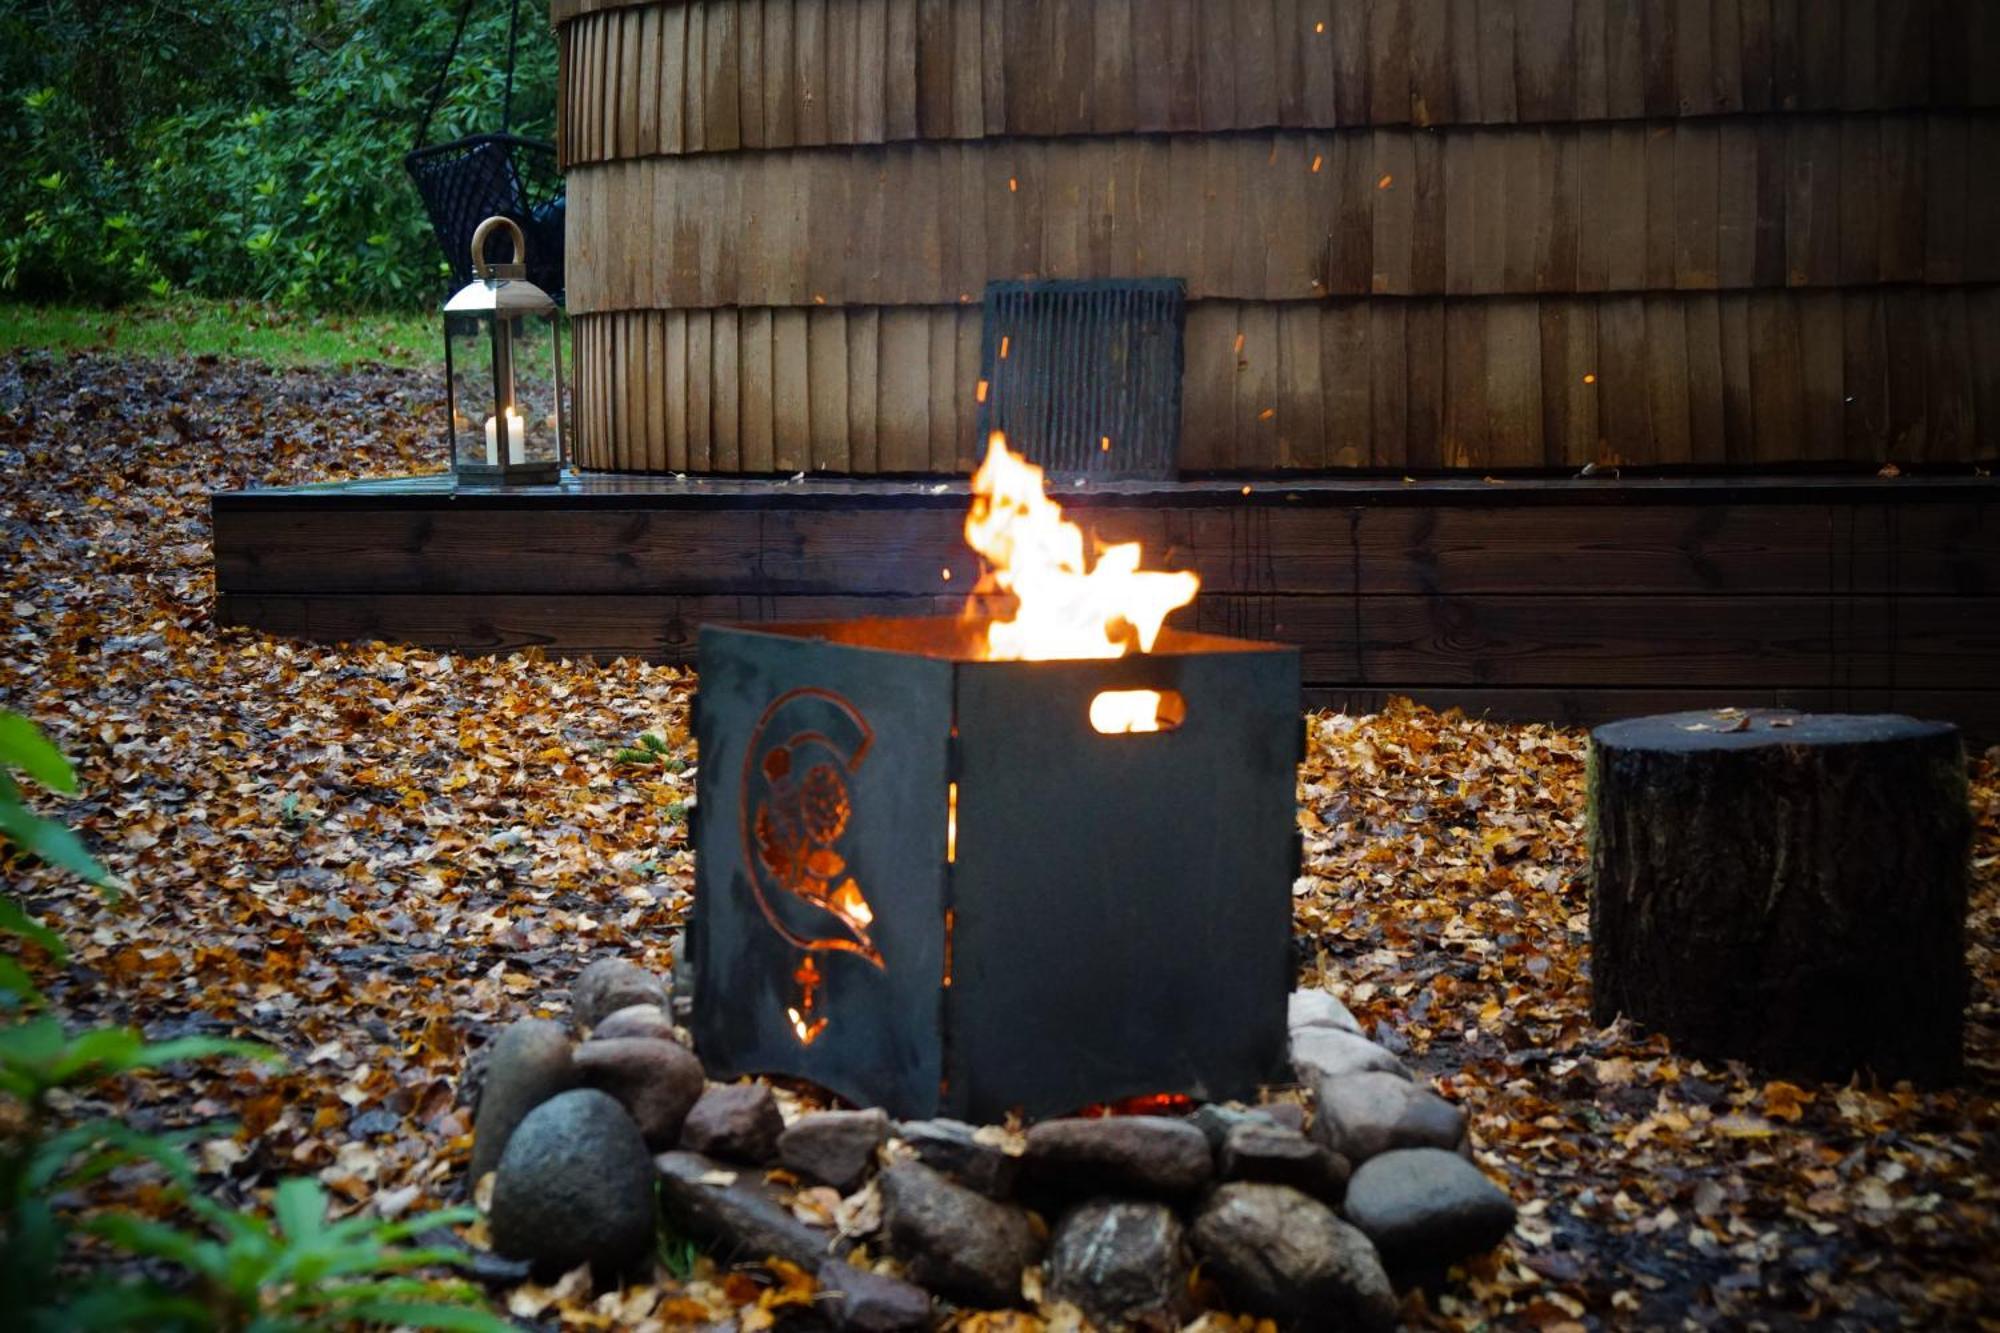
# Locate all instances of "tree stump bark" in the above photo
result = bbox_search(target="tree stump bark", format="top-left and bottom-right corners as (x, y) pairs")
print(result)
(1589, 709), (1969, 1084)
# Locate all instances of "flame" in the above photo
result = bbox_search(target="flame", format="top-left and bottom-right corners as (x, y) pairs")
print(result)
(1091, 690), (1171, 734)
(964, 433), (1199, 662)
(828, 878), (872, 929)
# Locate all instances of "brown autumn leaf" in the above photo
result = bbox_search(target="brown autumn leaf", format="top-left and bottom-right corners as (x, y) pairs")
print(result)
(2, 351), (1996, 1332)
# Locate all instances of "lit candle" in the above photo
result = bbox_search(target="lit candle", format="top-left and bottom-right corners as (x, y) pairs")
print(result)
(483, 409), (525, 464)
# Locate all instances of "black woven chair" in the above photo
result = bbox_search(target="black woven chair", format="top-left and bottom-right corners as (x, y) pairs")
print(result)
(404, 0), (564, 301)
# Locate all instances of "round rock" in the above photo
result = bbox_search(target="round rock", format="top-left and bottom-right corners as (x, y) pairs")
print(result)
(682, 1082), (786, 1163)
(1289, 988), (1363, 1035)
(878, 1160), (1042, 1309)
(1187, 1103), (1280, 1151)
(1312, 1072), (1467, 1165)
(1291, 1026), (1408, 1085)
(1343, 1147), (1517, 1282)
(817, 1258), (935, 1333)
(470, 1018), (577, 1182)
(1219, 1121), (1351, 1204)
(1191, 1182), (1397, 1333)
(591, 1003), (680, 1043)
(490, 1089), (657, 1278)
(573, 1036), (706, 1149)
(1047, 1200), (1187, 1329)
(571, 958), (670, 1029)
(1022, 1116), (1213, 1198)
(896, 1119), (1021, 1198)
(779, 1108), (892, 1192)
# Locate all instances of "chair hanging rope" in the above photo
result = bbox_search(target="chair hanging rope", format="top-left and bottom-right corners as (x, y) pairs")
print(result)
(404, 0), (565, 301)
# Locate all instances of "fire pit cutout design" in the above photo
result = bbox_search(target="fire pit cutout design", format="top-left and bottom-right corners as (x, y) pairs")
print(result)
(690, 438), (1303, 1121)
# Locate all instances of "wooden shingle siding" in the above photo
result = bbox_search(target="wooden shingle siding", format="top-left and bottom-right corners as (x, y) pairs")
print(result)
(569, 290), (2000, 472)
(565, 117), (1998, 309)
(554, 0), (2000, 162)
(555, 0), (2000, 474)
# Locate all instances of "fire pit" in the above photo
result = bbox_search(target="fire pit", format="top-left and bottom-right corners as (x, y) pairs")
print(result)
(688, 438), (1302, 1121)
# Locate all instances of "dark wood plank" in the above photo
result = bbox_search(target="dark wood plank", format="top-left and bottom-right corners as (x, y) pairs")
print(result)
(1339, 593), (2000, 689)
(1924, 113), (1968, 284)
(1443, 299), (1489, 466)
(1843, 290), (1890, 460)
(217, 592), (943, 663)
(1406, 299), (1447, 468)
(1883, 287), (1930, 461)
(1515, 0), (1576, 122)
(1370, 0), (1414, 124)
(1597, 295), (1652, 462)
(1786, 117), (1842, 286)
(1674, 119), (1721, 288)
(1409, 0), (1454, 124)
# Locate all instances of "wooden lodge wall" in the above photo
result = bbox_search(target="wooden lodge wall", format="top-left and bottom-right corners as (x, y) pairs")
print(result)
(553, 0), (2000, 475)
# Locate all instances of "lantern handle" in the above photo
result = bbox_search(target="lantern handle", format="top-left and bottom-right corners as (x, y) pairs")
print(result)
(470, 216), (528, 280)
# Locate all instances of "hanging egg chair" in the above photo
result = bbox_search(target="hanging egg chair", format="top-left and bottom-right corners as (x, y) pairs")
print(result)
(404, 0), (565, 302)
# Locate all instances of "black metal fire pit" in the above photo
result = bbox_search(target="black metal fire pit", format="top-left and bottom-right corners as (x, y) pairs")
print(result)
(689, 616), (1302, 1122)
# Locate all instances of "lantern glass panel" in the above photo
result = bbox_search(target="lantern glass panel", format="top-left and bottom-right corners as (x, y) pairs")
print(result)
(448, 311), (563, 471)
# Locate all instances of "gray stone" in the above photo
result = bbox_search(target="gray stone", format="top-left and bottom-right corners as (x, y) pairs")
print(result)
(1288, 988), (1363, 1035)
(878, 1160), (1042, 1309)
(1190, 1182), (1397, 1333)
(1186, 1103), (1279, 1151)
(1262, 1101), (1307, 1134)
(779, 1109), (891, 1192)
(657, 1149), (844, 1271)
(592, 1003), (679, 1043)
(1047, 1200), (1187, 1330)
(668, 930), (697, 1024)
(470, 1019), (577, 1182)
(1343, 1148), (1517, 1281)
(572, 958), (671, 1029)
(573, 1037), (706, 1149)
(490, 1089), (657, 1278)
(1290, 1025), (1408, 1084)
(683, 1083), (786, 1163)
(895, 1119), (1021, 1198)
(1022, 1117), (1213, 1198)
(817, 1259), (934, 1333)
(1219, 1121), (1351, 1204)
(1312, 1072), (1467, 1165)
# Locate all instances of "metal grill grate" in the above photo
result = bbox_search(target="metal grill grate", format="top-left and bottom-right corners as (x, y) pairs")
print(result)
(975, 279), (1186, 481)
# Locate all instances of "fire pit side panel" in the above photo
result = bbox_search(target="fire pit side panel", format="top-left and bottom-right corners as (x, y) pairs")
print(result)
(946, 647), (1302, 1121)
(691, 627), (954, 1115)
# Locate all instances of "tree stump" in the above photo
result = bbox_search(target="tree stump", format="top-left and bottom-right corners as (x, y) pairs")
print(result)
(1589, 709), (1970, 1084)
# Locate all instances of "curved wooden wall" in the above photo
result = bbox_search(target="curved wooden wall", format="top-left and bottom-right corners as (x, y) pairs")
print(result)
(553, 0), (2000, 161)
(557, 0), (2000, 475)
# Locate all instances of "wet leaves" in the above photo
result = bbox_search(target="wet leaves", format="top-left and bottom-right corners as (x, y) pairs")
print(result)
(1294, 700), (2000, 1329)
(3, 351), (1996, 1328)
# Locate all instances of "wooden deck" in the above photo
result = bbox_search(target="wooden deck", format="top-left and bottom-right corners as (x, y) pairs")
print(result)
(211, 470), (2000, 737)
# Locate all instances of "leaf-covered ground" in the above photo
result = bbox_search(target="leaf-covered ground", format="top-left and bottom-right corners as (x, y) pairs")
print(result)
(2, 350), (1995, 1330)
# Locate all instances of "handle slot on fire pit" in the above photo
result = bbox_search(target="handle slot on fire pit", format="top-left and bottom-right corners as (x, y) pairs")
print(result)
(1089, 689), (1187, 735)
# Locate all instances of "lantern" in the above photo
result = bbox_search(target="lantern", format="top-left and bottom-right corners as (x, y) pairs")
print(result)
(444, 216), (565, 487)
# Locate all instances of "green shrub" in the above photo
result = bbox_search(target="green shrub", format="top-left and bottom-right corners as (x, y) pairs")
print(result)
(0, 0), (556, 310)
(0, 711), (508, 1331)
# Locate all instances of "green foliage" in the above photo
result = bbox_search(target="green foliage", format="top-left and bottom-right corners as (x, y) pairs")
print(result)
(614, 732), (684, 772)
(0, 299), (441, 370)
(0, 712), (507, 1331)
(0, 0), (557, 310)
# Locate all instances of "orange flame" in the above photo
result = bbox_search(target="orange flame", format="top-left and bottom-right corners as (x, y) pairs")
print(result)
(964, 433), (1200, 664)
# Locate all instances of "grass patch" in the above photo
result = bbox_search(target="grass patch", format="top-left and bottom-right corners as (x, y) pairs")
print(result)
(0, 299), (441, 371)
